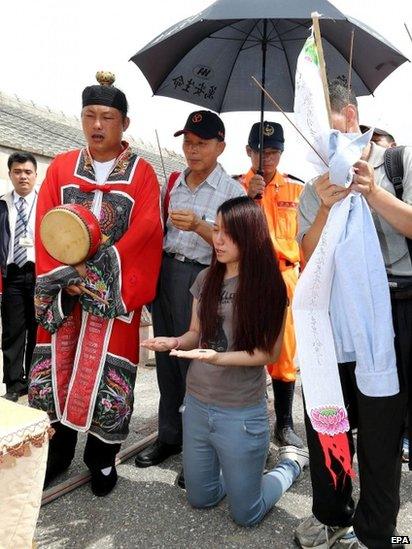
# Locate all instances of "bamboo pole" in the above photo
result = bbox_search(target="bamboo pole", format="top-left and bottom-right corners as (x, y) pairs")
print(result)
(346, 30), (355, 133)
(311, 12), (332, 128)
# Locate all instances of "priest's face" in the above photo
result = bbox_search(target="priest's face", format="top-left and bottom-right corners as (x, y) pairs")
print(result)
(81, 105), (130, 161)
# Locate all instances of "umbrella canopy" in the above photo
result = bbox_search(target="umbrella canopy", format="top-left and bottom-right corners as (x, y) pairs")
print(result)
(130, 0), (408, 113)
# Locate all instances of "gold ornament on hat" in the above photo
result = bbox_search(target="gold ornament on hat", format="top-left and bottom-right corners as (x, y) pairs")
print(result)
(96, 71), (116, 87)
(263, 124), (274, 136)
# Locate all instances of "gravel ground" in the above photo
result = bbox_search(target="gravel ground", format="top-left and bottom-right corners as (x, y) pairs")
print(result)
(31, 365), (411, 549)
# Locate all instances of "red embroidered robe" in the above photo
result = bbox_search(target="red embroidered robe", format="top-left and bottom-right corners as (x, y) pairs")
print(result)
(29, 144), (163, 443)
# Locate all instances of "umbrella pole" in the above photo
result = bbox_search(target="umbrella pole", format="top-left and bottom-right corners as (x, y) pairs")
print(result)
(256, 19), (268, 199)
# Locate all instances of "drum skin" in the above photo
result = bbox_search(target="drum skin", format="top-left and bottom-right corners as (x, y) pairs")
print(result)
(40, 204), (102, 265)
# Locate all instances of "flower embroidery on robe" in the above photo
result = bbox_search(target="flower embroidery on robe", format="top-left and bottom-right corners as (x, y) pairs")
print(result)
(92, 367), (135, 435)
(28, 357), (55, 416)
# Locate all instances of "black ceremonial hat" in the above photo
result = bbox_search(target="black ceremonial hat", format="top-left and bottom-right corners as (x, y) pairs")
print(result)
(82, 71), (128, 116)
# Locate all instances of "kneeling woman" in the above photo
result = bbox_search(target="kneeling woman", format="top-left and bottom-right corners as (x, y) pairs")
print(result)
(142, 196), (308, 526)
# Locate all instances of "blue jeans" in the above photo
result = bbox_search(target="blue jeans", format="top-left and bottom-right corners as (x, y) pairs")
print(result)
(182, 394), (300, 526)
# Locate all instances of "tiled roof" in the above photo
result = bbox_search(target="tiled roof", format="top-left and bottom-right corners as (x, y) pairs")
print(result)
(0, 91), (186, 179)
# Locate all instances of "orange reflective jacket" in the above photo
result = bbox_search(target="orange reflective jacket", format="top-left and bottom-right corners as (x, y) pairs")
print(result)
(242, 170), (304, 269)
(242, 170), (304, 381)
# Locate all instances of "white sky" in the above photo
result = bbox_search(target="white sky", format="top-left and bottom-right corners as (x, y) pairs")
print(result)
(1, 0), (411, 180)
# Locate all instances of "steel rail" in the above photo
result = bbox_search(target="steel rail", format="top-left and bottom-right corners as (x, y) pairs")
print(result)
(41, 431), (158, 506)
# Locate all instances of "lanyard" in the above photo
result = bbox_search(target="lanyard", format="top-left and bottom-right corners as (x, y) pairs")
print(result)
(15, 191), (37, 233)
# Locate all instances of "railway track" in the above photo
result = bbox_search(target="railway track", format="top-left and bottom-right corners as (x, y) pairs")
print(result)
(41, 431), (158, 506)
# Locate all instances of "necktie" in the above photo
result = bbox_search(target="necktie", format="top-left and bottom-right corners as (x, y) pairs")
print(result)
(14, 196), (28, 267)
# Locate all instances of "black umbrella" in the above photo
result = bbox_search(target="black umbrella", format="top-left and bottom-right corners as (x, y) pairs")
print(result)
(131, 0), (406, 108)
(131, 0), (407, 170)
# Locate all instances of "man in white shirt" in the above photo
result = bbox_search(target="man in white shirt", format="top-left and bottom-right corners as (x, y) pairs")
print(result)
(0, 152), (38, 401)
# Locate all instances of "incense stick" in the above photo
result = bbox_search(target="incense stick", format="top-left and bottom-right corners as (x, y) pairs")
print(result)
(251, 76), (329, 168)
(405, 23), (412, 45)
(155, 129), (167, 184)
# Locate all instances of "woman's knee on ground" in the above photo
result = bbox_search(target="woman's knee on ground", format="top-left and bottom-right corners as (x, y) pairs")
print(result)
(229, 503), (264, 527)
(186, 485), (223, 509)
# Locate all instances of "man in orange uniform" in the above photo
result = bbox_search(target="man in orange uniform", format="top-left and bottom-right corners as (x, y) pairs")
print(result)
(242, 122), (304, 448)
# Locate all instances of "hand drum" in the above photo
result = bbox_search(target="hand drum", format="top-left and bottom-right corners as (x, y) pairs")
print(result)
(40, 204), (102, 265)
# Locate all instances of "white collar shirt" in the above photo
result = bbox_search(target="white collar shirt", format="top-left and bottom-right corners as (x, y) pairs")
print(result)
(7, 190), (37, 265)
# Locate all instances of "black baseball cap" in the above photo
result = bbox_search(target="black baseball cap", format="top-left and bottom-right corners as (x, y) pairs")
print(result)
(174, 110), (225, 141)
(248, 121), (285, 151)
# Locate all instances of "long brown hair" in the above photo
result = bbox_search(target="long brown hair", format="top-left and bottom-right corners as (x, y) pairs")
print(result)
(199, 196), (287, 354)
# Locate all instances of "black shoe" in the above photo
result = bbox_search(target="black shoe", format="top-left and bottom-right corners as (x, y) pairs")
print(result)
(19, 385), (29, 397)
(2, 391), (19, 402)
(274, 426), (304, 448)
(175, 468), (185, 490)
(44, 460), (71, 488)
(134, 439), (182, 468)
(91, 467), (118, 497)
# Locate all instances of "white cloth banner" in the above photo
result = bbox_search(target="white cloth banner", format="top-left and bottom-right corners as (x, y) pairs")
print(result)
(293, 195), (351, 433)
(292, 30), (398, 439)
(293, 31), (329, 175)
(293, 190), (398, 435)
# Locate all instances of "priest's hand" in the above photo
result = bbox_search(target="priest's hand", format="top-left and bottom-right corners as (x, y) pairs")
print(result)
(247, 174), (265, 199)
(170, 209), (201, 232)
(350, 160), (377, 198)
(64, 262), (87, 295)
(141, 337), (179, 352)
(65, 285), (83, 296)
(315, 173), (351, 210)
(74, 262), (87, 277)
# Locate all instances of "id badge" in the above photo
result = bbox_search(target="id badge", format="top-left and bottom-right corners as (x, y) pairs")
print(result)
(19, 236), (34, 247)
